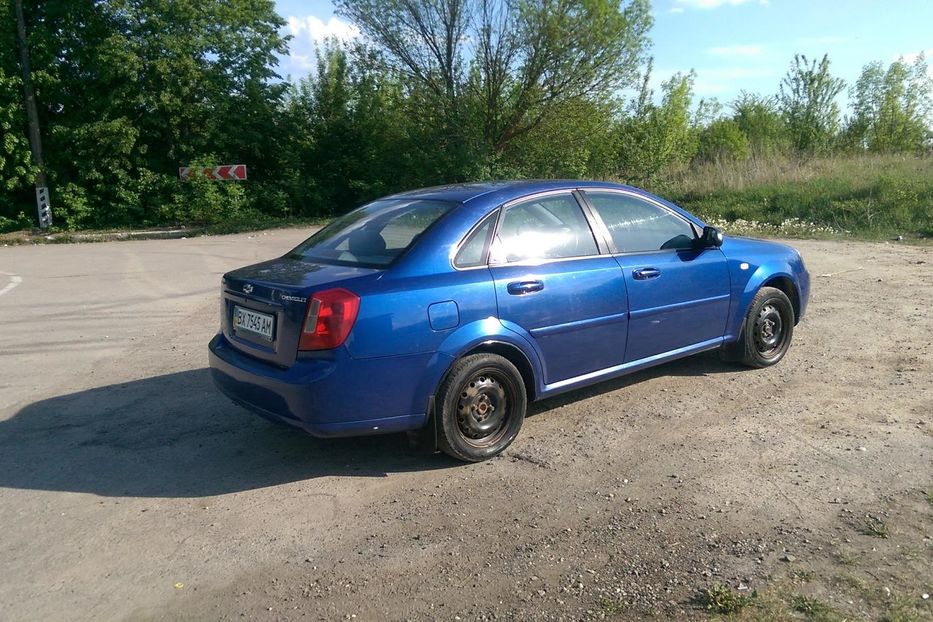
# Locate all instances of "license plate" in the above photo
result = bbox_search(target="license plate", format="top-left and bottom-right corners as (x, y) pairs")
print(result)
(233, 305), (275, 341)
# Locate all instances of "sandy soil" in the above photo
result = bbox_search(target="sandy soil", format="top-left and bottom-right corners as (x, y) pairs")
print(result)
(0, 234), (930, 621)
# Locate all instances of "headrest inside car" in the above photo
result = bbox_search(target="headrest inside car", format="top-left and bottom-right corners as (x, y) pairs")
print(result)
(348, 229), (387, 257)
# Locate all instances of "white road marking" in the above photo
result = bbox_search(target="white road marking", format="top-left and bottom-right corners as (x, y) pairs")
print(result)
(0, 272), (22, 298)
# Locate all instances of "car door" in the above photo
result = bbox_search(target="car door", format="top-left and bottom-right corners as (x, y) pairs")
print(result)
(488, 191), (629, 384)
(581, 190), (731, 363)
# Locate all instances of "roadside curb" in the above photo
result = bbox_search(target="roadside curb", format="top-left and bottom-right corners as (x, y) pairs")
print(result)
(66, 228), (202, 242)
(1, 227), (206, 246)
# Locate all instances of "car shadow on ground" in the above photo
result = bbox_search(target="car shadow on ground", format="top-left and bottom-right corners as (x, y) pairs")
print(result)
(0, 351), (742, 498)
(528, 349), (742, 415)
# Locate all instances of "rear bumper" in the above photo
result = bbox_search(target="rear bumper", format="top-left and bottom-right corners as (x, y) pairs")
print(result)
(208, 333), (430, 437)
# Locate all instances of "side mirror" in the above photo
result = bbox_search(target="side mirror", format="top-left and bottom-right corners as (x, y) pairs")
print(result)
(698, 225), (723, 248)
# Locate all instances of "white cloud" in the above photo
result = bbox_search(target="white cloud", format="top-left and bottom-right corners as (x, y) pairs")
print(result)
(674, 0), (768, 9)
(287, 15), (360, 43)
(280, 15), (361, 78)
(708, 44), (764, 58)
(288, 53), (316, 71)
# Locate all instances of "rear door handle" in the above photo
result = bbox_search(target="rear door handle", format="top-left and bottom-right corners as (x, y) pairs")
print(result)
(507, 280), (544, 295)
(632, 267), (661, 280)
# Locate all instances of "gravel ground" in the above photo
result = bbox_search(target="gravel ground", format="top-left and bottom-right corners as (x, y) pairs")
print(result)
(0, 234), (930, 621)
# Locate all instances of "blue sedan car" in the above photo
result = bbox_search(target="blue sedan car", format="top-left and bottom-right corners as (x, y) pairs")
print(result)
(209, 181), (810, 461)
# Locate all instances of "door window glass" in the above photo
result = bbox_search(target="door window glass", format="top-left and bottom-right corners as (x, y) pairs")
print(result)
(454, 210), (497, 268)
(586, 192), (696, 253)
(490, 195), (598, 263)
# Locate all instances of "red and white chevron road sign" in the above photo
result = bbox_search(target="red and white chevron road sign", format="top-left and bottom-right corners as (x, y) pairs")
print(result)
(178, 164), (247, 181)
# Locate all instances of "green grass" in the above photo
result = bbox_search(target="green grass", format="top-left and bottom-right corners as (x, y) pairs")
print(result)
(697, 583), (756, 614)
(859, 514), (890, 538)
(665, 154), (933, 240)
(598, 596), (626, 615)
(791, 594), (840, 621)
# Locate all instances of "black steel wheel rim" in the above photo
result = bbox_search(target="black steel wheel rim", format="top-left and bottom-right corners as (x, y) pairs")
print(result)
(456, 370), (511, 447)
(754, 302), (786, 357)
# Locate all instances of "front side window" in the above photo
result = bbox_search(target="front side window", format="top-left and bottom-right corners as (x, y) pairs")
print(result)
(287, 199), (453, 266)
(585, 192), (697, 253)
(489, 194), (598, 264)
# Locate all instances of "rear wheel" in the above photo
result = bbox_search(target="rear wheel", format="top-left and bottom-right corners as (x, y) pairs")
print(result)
(723, 286), (795, 368)
(436, 353), (527, 462)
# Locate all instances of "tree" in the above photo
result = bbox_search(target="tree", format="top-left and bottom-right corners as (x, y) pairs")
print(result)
(778, 54), (845, 153)
(731, 91), (789, 157)
(287, 42), (416, 215)
(334, 0), (652, 172)
(2, 0), (290, 229)
(695, 119), (749, 163)
(846, 55), (932, 152)
(614, 71), (697, 186)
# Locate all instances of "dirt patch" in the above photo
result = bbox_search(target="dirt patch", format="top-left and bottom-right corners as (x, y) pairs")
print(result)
(156, 239), (932, 621)
(0, 236), (930, 621)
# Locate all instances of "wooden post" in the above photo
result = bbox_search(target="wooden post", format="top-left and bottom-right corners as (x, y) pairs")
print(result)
(13, 0), (52, 228)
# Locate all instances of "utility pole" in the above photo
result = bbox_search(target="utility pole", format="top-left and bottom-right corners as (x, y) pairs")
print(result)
(13, 0), (52, 228)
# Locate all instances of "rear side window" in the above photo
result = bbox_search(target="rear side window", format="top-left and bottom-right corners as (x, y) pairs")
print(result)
(287, 199), (453, 266)
(489, 194), (598, 264)
(454, 210), (498, 268)
(585, 192), (697, 253)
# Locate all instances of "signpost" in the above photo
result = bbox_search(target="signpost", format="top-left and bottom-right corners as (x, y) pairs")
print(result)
(179, 165), (247, 182)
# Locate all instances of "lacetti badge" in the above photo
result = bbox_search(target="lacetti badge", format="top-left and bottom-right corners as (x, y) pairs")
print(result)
(243, 284), (254, 294)
(279, 294), (307, 303)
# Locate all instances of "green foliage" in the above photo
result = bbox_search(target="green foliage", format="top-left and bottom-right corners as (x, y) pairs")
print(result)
(696, 119), (750, 163)
(335, 0), (652, 172)
(846, 55), (933, 153)
(859, 514), (889, 538)
(791, 594), (840, 621)
(698, 583), (755, 614)
(779, 54), (846, 153)
(669, 154), (933, 238)
(732, 92), (791, 157)
(1, 0), (288, 229)
(615, 70), (698, 187)
(164, 156), (250, 224)
(0, 1), (931, 236)
(0, 68), (35, 194)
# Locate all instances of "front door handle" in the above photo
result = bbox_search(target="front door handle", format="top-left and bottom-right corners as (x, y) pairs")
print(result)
(633, 267), (661, 280)
(507, 280), (544, 295)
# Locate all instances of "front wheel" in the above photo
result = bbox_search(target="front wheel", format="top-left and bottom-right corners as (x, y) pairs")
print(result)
(724, 286), (795, 368)
(436, 353), (527, 462)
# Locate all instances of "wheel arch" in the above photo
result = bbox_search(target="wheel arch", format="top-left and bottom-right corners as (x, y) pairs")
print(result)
(760, 275), (801, 324)
(461, 341), (537, 402)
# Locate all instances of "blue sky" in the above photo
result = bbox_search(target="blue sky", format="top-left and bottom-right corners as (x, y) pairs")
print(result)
(274, 0), (933, 108)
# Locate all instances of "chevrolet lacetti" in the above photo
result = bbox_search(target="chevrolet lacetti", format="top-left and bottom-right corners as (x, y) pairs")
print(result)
(208, 181), (810, 461)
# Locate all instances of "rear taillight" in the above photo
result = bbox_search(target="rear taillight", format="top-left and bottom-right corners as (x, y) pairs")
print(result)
(298, 288), (360, 351)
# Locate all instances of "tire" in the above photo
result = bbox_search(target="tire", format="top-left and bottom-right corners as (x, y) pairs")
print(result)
(723, 286), (795, 368)
(436, 353), (527, 462)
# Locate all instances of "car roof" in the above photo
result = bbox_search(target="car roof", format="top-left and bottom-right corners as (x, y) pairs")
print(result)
(385, 180), (647, 205)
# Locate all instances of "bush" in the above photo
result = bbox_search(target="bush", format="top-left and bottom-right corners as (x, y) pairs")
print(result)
(696, 119), (750, 163)
(162, 158), (251, 225)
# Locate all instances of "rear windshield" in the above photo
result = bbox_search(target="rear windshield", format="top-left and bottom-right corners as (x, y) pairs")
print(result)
(287, 199), (454, 266)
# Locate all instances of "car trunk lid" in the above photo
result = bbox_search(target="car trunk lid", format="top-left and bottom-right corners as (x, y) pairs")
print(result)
(221, 258), (380, 367)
